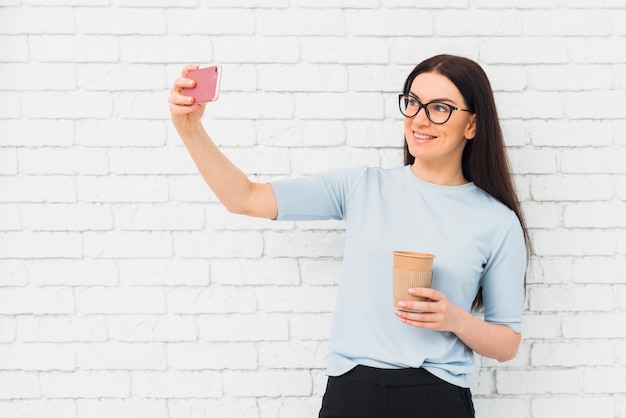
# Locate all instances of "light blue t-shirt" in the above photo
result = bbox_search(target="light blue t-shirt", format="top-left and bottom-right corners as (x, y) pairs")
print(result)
(270, 165), (526, 387)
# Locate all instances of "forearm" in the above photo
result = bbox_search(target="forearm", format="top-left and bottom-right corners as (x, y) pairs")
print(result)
(177, 123), (266, 216)
(452, 308), (521, 362)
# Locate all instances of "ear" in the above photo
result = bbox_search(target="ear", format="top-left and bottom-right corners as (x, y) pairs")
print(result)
(465, 114), (477, 140)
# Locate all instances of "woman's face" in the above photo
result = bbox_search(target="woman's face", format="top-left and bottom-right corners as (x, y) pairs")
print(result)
(404, 72), (476, 171)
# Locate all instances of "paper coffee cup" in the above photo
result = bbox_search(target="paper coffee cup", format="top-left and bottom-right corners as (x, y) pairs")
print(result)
(393, 251), (435, 309)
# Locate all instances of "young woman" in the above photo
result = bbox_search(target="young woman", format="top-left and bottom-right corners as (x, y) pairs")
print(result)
(169, 54), (529, 418)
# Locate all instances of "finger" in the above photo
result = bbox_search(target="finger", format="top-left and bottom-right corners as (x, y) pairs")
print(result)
(181, 63), (200, 77)
(408, 287), (441, 301)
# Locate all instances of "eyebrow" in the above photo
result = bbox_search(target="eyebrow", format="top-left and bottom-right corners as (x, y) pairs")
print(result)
(408, 91), (458, 105)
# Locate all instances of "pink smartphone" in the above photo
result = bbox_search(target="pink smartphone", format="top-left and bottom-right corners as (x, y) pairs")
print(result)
(182, 65), (222, 103)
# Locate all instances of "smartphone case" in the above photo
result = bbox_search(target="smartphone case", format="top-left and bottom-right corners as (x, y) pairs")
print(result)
(182, 65), (222, 103)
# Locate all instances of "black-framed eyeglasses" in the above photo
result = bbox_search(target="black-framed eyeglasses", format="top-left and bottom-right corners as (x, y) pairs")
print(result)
(398, 94), (474, 124)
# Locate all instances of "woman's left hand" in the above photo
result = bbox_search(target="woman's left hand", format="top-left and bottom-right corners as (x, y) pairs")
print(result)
(395, 287), (467, 334)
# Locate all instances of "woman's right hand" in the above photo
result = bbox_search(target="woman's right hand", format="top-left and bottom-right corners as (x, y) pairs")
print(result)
(169, 64), (207, 133)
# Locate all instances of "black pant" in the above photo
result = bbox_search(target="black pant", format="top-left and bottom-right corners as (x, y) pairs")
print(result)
(319, 365), (475, 418)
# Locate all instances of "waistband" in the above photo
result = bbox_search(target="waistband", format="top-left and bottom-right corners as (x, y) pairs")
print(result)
(339, 365), (452, 387)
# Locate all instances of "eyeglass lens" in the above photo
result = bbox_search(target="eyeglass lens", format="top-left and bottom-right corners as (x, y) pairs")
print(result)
(399, 95), (452, 124)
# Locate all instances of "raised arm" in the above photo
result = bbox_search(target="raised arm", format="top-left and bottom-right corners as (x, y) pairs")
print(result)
(169, 65), (278, 219)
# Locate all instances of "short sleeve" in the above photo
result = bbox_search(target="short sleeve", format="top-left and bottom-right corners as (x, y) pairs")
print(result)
(480, 212), (527, 333)
(270, 166), (368, 221)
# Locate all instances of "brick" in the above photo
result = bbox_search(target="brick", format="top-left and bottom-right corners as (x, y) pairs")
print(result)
(23, 92), (113, 119)
(295, 92), (383, 120)
(204, 204), (290, 231)
(521, 203), (559, 229)
(122, 35), (212, 63)
(562, 148), (626, 173)
(0, 7), (74, 34)
(507, 149), (557, 174)
(346, 10), (433, 36)
(496, 369), (581, 394)
(222, 147), (290, 175)
(19, 148), (108, 175)
(132, 371), (221, 398)
(77, 287), (166, 314)
(113, 203), (204, 231)
(523, 10), (610, 36)
(345, 120), (403, 148)
(475, 0), (557, 7)
(167, 287), (257, 314)
(472, 398), (527, 418)
(19, 316), (107, 343)
(167, 342), (257, 370)
(77, 400), (166, 418)
(495, 92), (564, 119)
(528, 65), (614, 91)
(0, 91), (21, 118)
(0, 63), (76, 91)
(468, 368), (492, 396)
(435, 10), (522, 36)
(584, 367), (626, 393)
(77, 343), (167, 370)
(173, 231), (263, 258)
(256, 120), (345, 147)
(84, 231), (172, 258)
(203, 92), (294, 120)
(0, 372), (39, 399)
(300, 259), (342, 286)
(526, 258), (574, 285)
(533, 230), (616, 256)
(562, 314), (626, 338)
(572, 257), (626, 284)
(301, 37), (388, 64)
(0, 317), (16, 342)
(0, 288), (74, 315)
(531, 341), (613, 367)
(259, 398), (322, 418)
(168, 399), (259, 418)
(389, 38), (479, 65)
(527, 120), (613, 147)
(569, 38), (626, 63)
(167, 8), (255, 35)
(264, 231), (345, 258)
(288, 313), (333, 341)
(77, 119), (166, 147)
(29, 35), (119, 62)
(0, 400), (76, 418)
(114, 91), (169, 119)
(222, 370), (312, 397)
(258, 341), (327, 368)
(530, 285), (614, 312)
(0, 36), (29, 62)
(258, 64), (348, 92)
(532, 397), (615, 418)
(41, 371), (130, 398)
(107, 315), (197, 342)
(197, 313), (289, 342)
(481, 38), (568, 64)
(27, 259), (116, 286)
(530, 175), (613, 201)
(520, 314), (560, 339)
(0, 231), (82, 258)
(77, 175), (169, 203)
(290, 148), (379, 174)
(0, 260), (26, 286)
(484, 65), (527, 92)
(77, 64), (165, 91)
(213, 37), (299, 64)
(257, 9), (345, 36)
(0, 203), (20, 230)
(255, 286), (338, 313)
(210, 258), (299, 285)
(566, 90), (626, 119)
(349, 65), (410, 93)
(291, 0), (375, 6)
(564, 202), (626, 228)
(76, 8), (165, 35)
(199, 0), (287, 5)
(0, 343), (76, 371)
(119, 259), (209, 286)
(0, 119), (74, 146)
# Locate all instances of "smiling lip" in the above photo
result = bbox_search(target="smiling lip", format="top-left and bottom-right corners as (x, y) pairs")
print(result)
(412, 131), (437, 142)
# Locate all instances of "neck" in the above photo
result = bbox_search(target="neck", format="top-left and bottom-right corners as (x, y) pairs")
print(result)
(410, 162), (468, 186)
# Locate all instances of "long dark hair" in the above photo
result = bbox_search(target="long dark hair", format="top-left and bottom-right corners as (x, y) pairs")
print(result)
(402, 54), (529, 311)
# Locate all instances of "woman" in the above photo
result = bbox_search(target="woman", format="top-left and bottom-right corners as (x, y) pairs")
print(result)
(169, 54), (528, 418)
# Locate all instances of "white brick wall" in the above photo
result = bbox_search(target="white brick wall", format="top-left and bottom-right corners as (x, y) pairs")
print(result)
(0, 2), (624, 417)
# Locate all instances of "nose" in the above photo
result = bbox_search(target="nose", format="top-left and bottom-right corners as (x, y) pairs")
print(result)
(411, 106), (431, 126)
